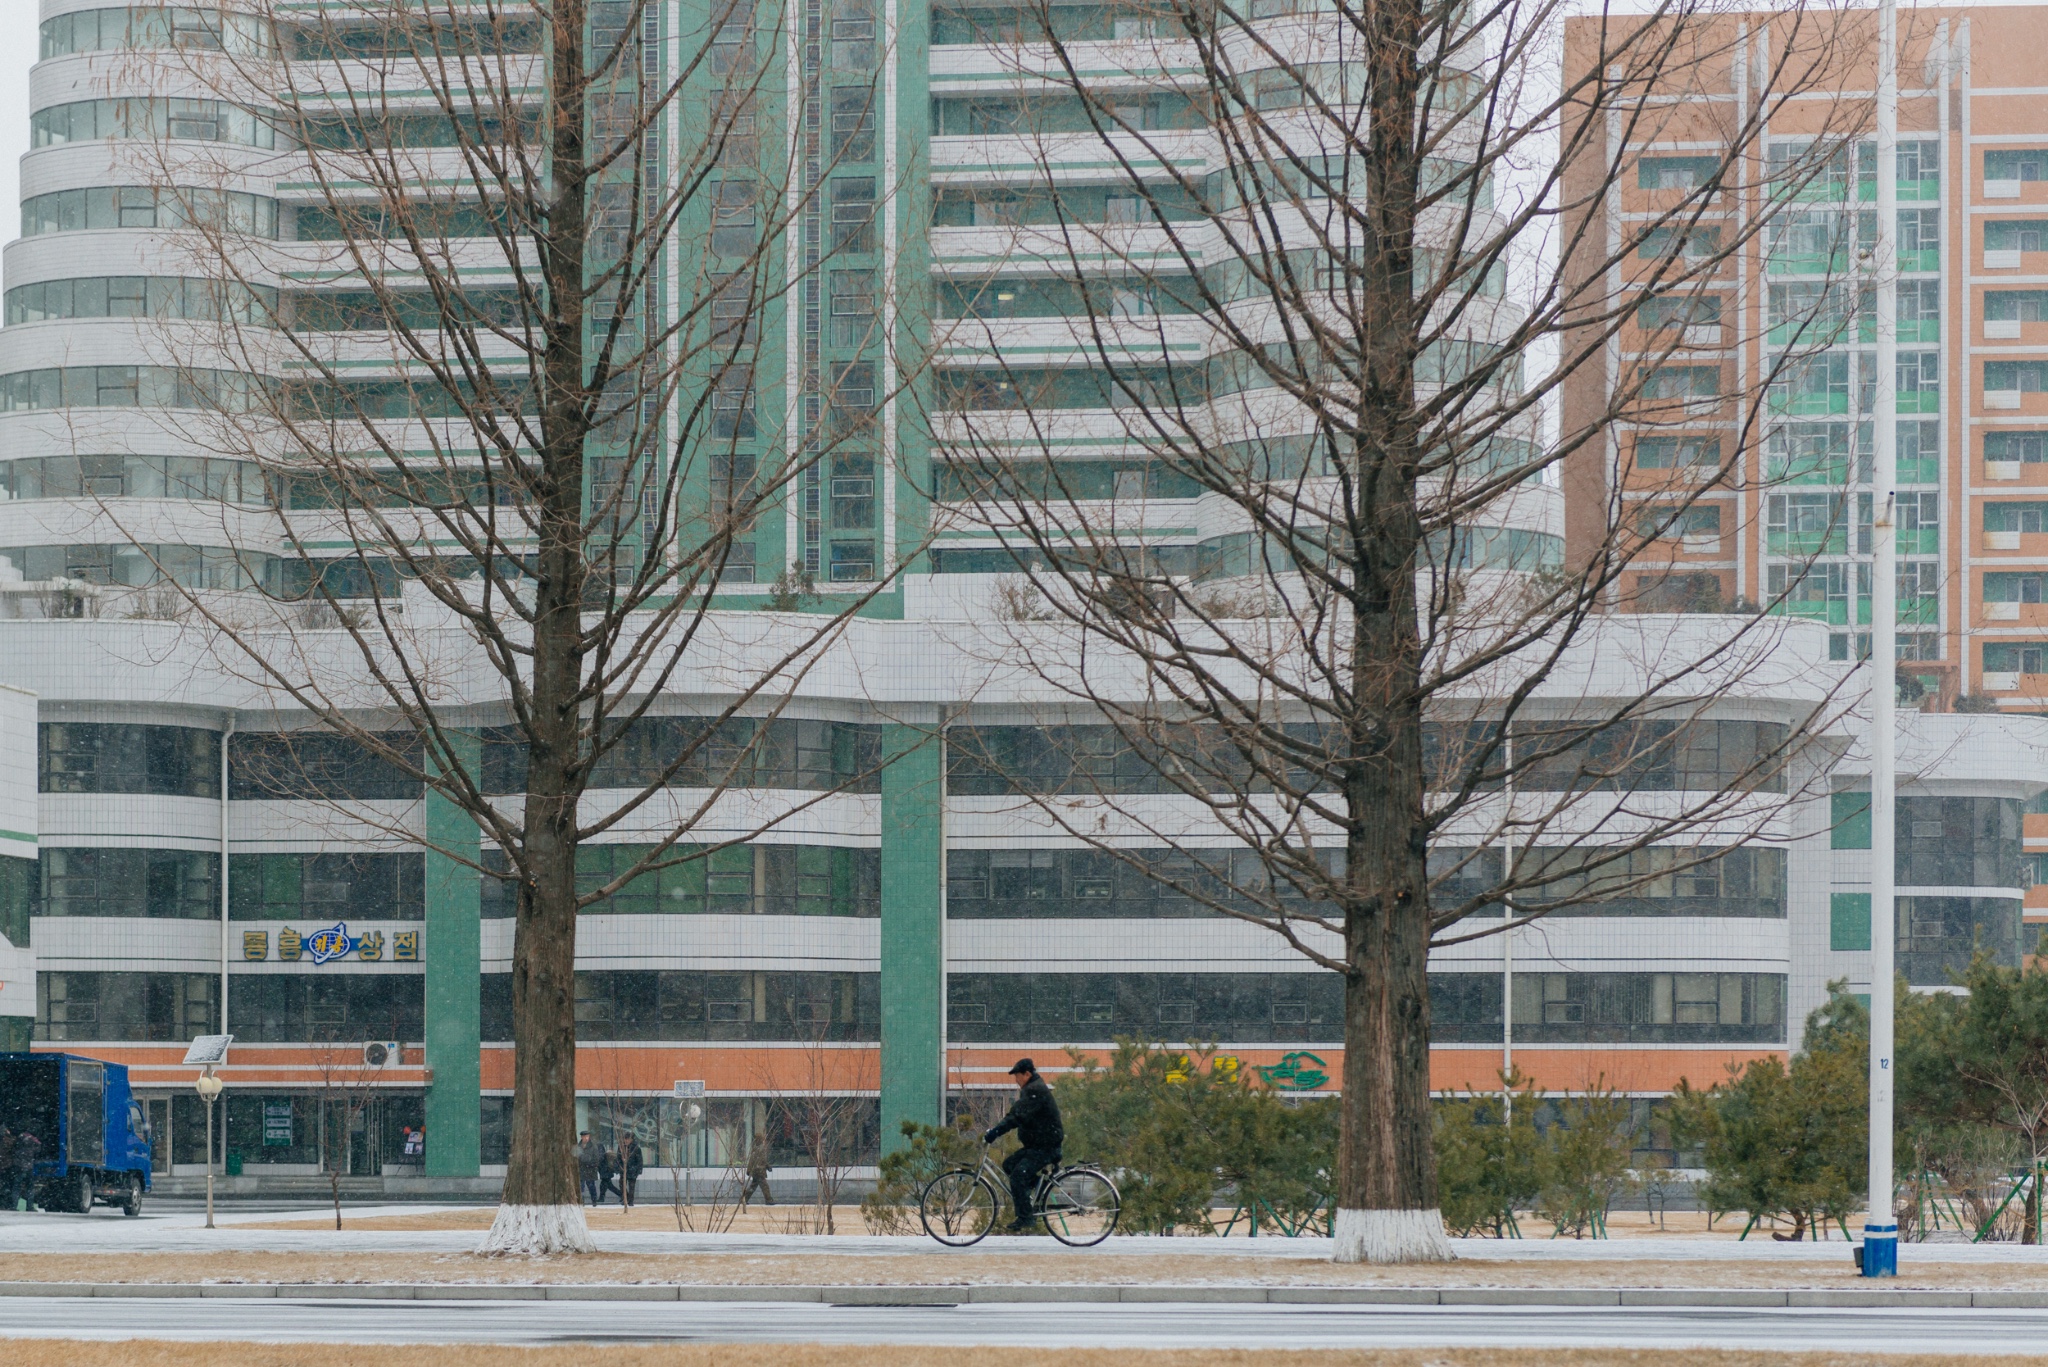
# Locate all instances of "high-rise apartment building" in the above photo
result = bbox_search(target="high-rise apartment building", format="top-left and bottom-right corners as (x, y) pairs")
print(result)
(1, 0), (2042, 1192)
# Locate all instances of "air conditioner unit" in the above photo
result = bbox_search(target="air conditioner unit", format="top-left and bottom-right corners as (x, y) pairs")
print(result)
(362, 1041), (403, 1069)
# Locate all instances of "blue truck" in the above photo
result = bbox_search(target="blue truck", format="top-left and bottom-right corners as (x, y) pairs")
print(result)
(0, 1052), (152, 1215)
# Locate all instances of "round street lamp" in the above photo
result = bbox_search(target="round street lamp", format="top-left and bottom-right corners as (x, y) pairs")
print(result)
(194, 1071), (224, 1230)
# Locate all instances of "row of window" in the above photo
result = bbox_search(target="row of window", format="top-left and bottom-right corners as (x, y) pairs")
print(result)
(37, 850), (428, 921)
(31, 718), (1797, 804)
(1430, 972), (1785, 1044)
(948, 721), (1790, 797)
(480, 844), (879, 919)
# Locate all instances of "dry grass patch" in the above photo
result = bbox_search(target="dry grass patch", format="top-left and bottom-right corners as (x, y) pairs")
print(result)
(12, 1346), (2048, 1367)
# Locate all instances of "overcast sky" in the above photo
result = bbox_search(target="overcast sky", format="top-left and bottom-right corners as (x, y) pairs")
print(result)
(0, 7), (38, 259)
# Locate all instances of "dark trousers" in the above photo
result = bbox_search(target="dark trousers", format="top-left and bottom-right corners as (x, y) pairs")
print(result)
(1003, 1147), (1060, 1225)
(598, 1172), (620, 1204)
(6, 1168), (31, 1210)
(581, 1173), (600, 1205)
(621, 1173), (638, 1208)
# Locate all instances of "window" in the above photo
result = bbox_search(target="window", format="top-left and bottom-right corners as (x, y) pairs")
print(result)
(1987, 361), (2048, 393)
(37, 971), (217, 1042)
(1987, 431), (2048, 464)
(1986, 641), (2048, 674)
(1514, 846), (1786, 918)
(712, 364), (755, 439)
(1637, 225), (1721, 260)
(1428, 971), (1786, 1045)
(5, 277), (274, 327)
(1634, 437), (1720, 470)
(40, 723), (219, 797)
(228, 974), (424, 1044)
(710, 272), (757, 345)
(828, 361), (876, 431)
(1987, 149), (2048, 182)
(228, 732), (423, 800)
(1637, 294), (1721, 330)
(1986, 502), (2048, 534)
(22, 187), (277, 239)
(1987, 291), (2048, 323)
(229, 852), (425, 920)
(830, 454), (876, 531)
(39, 849), (219, 919)
(831, 177), (877, 254)
(480, 717), (882, 795)
(830, 0), (875, 67)
(710, 92), (757, 167)
(710, 180), (757, 255)
(1987, 220), (2048, 254)
(1638, 365), (1719, 400)
(829, 269), (876, 348)
(1634, 503), (1720, 540)
(1512, 719), (1789, 794)
(1636, 155), (1721, 191)
(947, 972), (1342, 1044)
(483, 970), (879, 1042)
(831, 86), (876, 162)
(1986, 571), (2048, 604)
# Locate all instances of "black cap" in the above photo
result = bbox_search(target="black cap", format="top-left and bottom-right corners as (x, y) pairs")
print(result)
(1009, 1058), (1035, 1076)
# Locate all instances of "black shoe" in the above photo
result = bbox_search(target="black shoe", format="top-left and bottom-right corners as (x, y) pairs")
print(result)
(1006, 1218), (1035, 1233)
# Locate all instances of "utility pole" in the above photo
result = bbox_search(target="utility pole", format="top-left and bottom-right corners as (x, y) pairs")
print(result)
(1863, 0), (1900, 1279)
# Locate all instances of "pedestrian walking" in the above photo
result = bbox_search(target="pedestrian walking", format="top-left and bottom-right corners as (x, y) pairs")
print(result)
(576, 1131), (602, 1206)
(9, 1131), (39, 1212)
(598, 1143), (621, 1205)
(619, 1133), (643, 1211)
(741, 1130), (773, 1207)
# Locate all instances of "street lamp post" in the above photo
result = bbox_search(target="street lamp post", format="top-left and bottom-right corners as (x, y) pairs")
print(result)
(195, 1070), (224, 1230)
(1864, 0), (1901, 1280)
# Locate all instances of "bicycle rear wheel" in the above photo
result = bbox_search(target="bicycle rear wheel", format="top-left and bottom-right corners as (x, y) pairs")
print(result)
(1042, 1166), (1120, 1247)
(920, 1169), (1000, 1247)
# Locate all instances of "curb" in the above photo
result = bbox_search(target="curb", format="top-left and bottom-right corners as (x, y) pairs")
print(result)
(0, 1282), (2043, 1308)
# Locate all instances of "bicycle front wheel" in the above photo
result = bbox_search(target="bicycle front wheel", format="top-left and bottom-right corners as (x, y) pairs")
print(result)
(920, 1169), (1000, 1247)
(1042, 1166), (1120, 1247)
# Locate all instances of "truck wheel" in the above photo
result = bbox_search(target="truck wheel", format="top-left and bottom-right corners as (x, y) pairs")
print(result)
(74, 1171), (93, 1215)
(122, 1175), (141, 1218)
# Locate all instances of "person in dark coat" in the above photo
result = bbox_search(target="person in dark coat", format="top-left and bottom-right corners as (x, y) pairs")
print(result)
(618, 1133), (643, 1210)
(576, 1131), (602, 1206)
(741, 1131), (773, 1207)
(984, 1058), (1063, 1233)
(8, 1131), (39, 1212)
(598, 1143), (621, 1205)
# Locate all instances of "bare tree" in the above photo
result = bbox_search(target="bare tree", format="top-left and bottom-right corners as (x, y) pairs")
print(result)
(73, 0), (923, 1253)
(308, 1043), (384, 1231)
(755, 1022), (878, 1234)
(919, 0), (1882, 1261)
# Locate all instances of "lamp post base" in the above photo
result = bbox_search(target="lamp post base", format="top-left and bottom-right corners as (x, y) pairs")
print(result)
(1859, 1221), (1898, 1277)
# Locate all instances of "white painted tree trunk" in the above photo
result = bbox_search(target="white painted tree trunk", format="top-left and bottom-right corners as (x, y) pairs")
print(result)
(1331, 1207), (1455, 1264)
(478, 1202), (596, 1256)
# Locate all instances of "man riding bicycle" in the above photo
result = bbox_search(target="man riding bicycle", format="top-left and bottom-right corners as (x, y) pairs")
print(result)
(984, 1058), (1063, 1233)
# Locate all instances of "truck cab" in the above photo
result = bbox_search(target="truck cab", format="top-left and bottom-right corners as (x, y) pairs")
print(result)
(0, 1053), (152, 1215)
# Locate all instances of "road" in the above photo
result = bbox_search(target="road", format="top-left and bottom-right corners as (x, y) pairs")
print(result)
(5, 1296), (2048, 1351)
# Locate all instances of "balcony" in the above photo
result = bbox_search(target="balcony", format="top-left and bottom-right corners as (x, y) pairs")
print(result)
(1987, 180), (2024, 200)
(1984, 671), (2020, 691)
(1987, 319), (2024, 340)
(1986, 601), (2023, 622)
(1988, 460), (2024, 481)
(1986, 390), (2024, 411)
(1986, 249), (2024, 271)
(1987, 530), (2024, 551)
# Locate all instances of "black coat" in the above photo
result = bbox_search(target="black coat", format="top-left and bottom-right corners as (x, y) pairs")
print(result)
(986, 1076), (1063, 1151)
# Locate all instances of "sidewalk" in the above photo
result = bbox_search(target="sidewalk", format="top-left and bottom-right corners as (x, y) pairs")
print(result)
(2, 1210), (2048, 1293)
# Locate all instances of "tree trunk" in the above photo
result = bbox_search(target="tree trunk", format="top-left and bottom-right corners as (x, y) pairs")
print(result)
(1326, 0), (1449, 1266)
(1334, 720), (1449, 1262)
(480, 0), (595, 1258)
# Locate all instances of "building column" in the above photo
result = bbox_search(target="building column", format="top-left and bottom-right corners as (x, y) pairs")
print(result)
(878, 720), (944, 1151)
(424, 732), (482, 1176)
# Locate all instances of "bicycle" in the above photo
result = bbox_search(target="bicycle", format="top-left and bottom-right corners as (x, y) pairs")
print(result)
(919, 1143), (1121, 1247)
